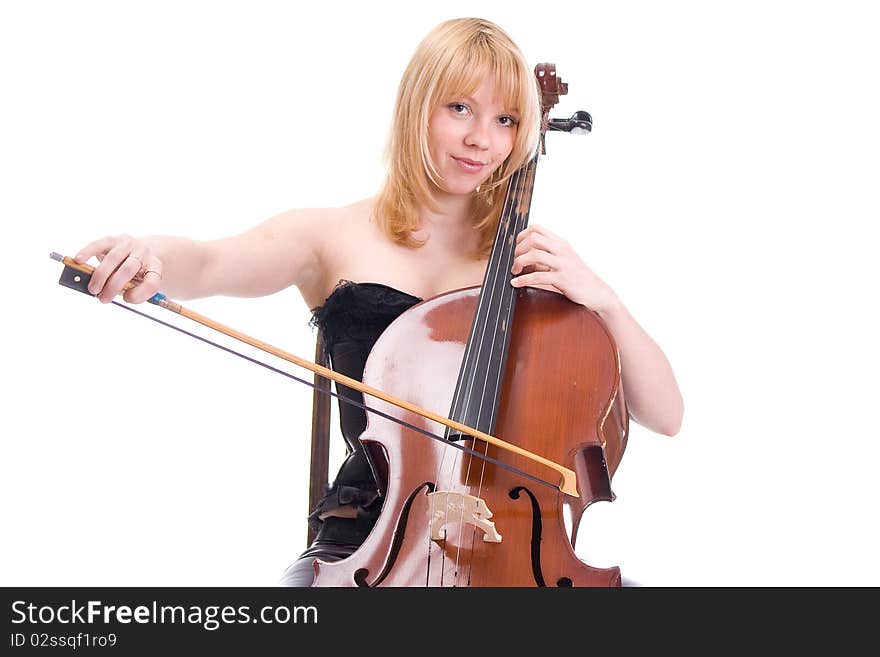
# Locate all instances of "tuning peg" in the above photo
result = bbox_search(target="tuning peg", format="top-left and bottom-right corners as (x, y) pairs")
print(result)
(547, 110), (592, 134)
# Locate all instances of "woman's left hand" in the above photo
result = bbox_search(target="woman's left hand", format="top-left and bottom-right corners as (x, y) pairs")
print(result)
(510, 224), (617, 313)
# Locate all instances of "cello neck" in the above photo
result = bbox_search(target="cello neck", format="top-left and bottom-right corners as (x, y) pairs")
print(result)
(446, 152), (540, 438)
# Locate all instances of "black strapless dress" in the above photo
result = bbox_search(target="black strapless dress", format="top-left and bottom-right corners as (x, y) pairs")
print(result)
(280, 281), (421, 586)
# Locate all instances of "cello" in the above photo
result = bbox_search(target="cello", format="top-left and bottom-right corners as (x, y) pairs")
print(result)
(312, 63), (629, 587)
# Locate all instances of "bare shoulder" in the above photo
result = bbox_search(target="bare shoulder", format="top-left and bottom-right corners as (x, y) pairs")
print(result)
(290, 196), (379, 307)
(334, 196), (379, 234)
(199, 204), (348, 301)
(300, 197), (382, 308)
(278, 197), (375, 246)
(255, 204), (342, 240)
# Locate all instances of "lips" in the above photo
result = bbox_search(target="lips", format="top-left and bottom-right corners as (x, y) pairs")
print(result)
(452, 156), (486, 173)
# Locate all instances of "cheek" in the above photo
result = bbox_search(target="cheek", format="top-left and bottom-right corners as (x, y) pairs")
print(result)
(495, 124), (516, 149)
(492, 132), (516, 166)
(427, 124), (452, 163)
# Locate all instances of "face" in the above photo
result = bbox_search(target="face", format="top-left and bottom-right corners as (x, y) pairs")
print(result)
(427, 78), (519, 196)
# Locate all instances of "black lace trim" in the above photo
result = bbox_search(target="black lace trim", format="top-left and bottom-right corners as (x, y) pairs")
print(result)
(308, 280), (422, 347)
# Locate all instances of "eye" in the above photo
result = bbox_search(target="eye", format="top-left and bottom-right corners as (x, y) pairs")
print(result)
(448, 103), (470, 115)
(498, 115), (519, 127)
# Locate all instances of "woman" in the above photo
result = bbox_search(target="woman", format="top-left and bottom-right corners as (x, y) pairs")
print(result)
(73, 17), (683, 586)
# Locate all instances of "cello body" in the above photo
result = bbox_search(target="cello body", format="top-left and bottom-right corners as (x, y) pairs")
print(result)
(312, 285), (628, 587)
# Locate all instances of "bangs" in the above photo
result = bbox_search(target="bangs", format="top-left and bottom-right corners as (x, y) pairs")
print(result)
(430, 40), (526, 117)
(418, 30), (540, 188)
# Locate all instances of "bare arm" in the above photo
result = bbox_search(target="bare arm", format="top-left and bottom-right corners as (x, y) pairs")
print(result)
(596, 298), (684, 436)
(75, 208), (328, 304)
(511, 224), (684, 436)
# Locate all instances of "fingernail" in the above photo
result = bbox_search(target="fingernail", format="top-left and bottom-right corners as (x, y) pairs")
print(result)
(75, 254), (85, 263)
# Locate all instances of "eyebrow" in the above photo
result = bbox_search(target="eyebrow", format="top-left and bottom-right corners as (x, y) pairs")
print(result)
(452, 96), (519, 115)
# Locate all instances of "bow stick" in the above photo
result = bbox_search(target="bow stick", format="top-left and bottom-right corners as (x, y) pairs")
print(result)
(51, 252), (580, 497)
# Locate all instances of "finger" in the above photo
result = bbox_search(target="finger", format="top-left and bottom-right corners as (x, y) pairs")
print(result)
(91, 244), (139, 301)
(74, 236), (118, 264)
(511, 250), (559, 274)
(514, 231), (558, 258)
(138, 252), (163, 282)
(516, 223), (560, 245)
(528, 223), (560, 241)
(123, 274), (161, 304)
(510, 273), (562, 295)
(94, 268), (135, 304)
(84, 237), (132, 295)
(515, 263), (550, 276)
(87, 252), (124, 297)
(530, 284), (561, 294)
(96, 254), (143, 303)
(125, 255), (163, 304)
(515, 225), (535, 244)
(510, 270), (558, 288)
(126, 248), (149, 275)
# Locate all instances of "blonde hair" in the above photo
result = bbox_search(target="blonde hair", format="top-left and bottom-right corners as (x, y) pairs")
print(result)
(374, 18), (542, 259)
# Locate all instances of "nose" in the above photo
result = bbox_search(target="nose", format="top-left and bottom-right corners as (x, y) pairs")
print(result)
(464, 119), (491, 150)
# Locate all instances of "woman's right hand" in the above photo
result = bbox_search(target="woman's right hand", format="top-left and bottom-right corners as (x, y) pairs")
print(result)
(75, 235), (163, 304)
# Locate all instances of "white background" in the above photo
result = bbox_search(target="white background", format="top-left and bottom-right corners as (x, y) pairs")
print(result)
(2, 1), (877, 586)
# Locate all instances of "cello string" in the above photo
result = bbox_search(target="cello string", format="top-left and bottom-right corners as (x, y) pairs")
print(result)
(424, 166), (516, 584)
(460, 154), (538, 586)
(454, 162), (528, 585)
(431, 164), (523, 585)
(476, 163), (530, 585)
(458, 165), (523, 585)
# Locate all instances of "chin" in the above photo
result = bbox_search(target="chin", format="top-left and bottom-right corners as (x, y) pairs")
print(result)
(450, 183), (482, 196)
(440, 174), (494, 196)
